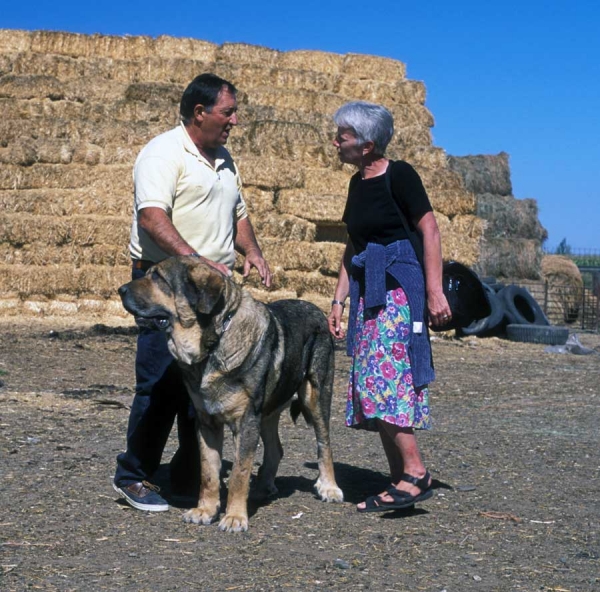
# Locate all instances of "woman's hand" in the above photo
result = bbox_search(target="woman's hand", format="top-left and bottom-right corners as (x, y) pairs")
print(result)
(427, 290), (452, 327)
(328, 302), (346, 339)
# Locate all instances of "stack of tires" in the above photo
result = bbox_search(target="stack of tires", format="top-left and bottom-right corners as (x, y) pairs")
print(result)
(458, 278), (569, 345)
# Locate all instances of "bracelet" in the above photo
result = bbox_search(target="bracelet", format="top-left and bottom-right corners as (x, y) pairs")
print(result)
(331, 299), (346, 309)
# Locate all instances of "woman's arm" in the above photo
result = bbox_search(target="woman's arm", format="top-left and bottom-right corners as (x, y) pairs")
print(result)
(415, 211), (452, 327)
(327, 239), (354, 338)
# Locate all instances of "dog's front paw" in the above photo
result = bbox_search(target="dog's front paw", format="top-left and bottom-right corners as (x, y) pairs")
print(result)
(315, 479), (344, 503)
(182, 504), (219, 525)
(218, 513), (249, 532)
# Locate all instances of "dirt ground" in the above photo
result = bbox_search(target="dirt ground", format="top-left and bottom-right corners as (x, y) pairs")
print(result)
(1, 317), (599, 592)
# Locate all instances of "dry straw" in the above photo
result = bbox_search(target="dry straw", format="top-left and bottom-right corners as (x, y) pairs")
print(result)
(0, 29), (546, 316)
(277, 190), (346, 223)
(541, 255), (583, 324)
(478, 238), (543, 280)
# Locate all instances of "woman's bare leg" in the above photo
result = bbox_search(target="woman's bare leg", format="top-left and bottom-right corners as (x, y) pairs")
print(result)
(357, 421), (430, 510)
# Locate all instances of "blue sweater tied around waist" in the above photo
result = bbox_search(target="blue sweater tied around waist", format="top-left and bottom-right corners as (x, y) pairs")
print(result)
(347, 240), (435, 388)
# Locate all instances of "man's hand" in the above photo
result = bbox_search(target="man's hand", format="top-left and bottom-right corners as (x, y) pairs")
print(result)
(243, 250), (272, 287)
(199, 256), (232, 277)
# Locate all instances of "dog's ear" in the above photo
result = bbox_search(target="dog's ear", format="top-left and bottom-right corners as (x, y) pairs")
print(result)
(186, 262), (226, 314)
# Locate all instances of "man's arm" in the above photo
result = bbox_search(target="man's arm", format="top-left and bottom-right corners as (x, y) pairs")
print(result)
(139, 207), (231, 276)
(234, 217), (272, 287)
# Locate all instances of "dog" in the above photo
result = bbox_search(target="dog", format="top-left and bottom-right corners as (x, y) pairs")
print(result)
(118, 255), (343, 532)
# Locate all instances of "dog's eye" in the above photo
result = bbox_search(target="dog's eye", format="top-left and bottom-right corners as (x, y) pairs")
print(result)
(154, 318), (170, 330)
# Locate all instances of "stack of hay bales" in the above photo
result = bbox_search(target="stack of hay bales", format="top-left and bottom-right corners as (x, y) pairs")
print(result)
(448, 152), (548, 279)
(0, 29), (485, 319)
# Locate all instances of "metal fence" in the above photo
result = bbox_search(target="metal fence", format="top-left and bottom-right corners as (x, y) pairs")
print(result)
(514, 270), (599, 331)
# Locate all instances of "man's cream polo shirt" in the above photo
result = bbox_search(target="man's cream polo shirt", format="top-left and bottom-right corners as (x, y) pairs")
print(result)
(129, 122), (247, 268)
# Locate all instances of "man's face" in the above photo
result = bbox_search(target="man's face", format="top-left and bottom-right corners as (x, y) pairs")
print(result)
(199, 88), (238, 149)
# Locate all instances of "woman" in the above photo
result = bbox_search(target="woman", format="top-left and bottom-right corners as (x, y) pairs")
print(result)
(328, 101), (451, 512)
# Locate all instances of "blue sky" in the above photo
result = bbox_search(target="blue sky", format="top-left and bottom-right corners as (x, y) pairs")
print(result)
(4, 1), (599, 250)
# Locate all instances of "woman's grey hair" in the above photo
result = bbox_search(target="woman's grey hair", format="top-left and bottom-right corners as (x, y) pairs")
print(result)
(333, 101), (394, 155)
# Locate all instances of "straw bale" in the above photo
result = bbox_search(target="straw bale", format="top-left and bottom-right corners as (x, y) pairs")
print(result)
(270, 68), (336, 93)
(0, 55), (10, 76)
(447, 152), (512, 196)
(243, 286), (299, 303)
(0, 188), (131, 217)
(277, 190), (346, 223)
(314, 222), (347, 243)
(0, 264), (130, 298)
(476, 193), (547, 240)
(342, 53), (406, 81)
(477, 238), (542, 279)
(416, 167), (476, 217)
(541, 255), (583, 285)
(241, 187), (275, 214)
(335, 78), (427, 110)
(29, 31), (155, 60)
(0, 74), (64, 100)
(0, 139), (76, 166)
(541, 255), (583, 324)
(302, 168), (352, 196)
(153, 36), (217, 61)
(240, 103), (331, 133)
(0, 243), (129, 267)
(62, 77), (130, 103)
(252, 214), (316, 241)
(246, 87), (345, 115)
(125, 82), (182, 104)
(236, 156), (305, 189)
(236, 120), (329, 166)
(259, 239), (325, 272)
(399, 146), (448, 170)
(217, 43), (280, 67)
(318, 241), (346, 276)
(0, 164), (132, 192)
(278, 50), (345, 75)
(0, 214), (130, 247)
(212, 62), (275, 91)
(0, 29), (31, 53)
(283, 270), (338, 297)
(434, 214), (484, 266)
(388, 126), (433, 149)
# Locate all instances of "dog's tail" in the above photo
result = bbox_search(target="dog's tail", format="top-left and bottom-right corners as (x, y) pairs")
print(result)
(290, 396), (313, 426)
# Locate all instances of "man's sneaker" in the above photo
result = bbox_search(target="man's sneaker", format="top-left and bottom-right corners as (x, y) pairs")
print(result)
(113, 481), (169, 512)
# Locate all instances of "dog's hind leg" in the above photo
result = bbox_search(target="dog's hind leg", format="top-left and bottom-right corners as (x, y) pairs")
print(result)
(297, 356), (344, 503)
(253, 412), (283, 499)
(183, 417), (223, 525)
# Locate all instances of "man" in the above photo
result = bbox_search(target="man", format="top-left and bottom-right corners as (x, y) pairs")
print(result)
(113, 73), (271, 512)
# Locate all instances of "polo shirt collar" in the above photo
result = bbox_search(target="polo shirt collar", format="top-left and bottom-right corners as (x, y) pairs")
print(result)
(180, 122), (227, 170)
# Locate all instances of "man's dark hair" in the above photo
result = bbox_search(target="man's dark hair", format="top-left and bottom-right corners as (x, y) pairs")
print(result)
(180, 73), (237, 123)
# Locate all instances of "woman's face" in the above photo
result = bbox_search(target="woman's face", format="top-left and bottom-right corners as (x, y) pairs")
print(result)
(333, 126), (363, 165)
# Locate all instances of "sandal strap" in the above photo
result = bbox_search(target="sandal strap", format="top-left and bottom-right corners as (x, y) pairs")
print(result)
(400, 471), (431, 492)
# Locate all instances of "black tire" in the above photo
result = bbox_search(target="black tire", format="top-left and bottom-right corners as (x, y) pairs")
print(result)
(480, 276), (497, 285)
(460, 284), (506, 336)
(486, 282), (505, 293)
(499, 285), (549, 326)
(506, 324), (569, 345)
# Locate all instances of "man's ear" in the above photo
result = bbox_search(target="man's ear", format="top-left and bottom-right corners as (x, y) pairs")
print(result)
(186, 263), (225, 314)
(193, 103), (207, 123)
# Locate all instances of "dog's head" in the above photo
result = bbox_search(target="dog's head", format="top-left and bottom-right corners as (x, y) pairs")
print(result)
(118, 256), (240, 365)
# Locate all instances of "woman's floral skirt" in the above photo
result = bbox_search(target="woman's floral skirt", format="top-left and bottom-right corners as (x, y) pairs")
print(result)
(346, 286), (431, 431)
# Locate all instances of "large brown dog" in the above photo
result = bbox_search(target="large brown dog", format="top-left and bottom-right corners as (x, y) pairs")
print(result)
(118, 256), (343, 532)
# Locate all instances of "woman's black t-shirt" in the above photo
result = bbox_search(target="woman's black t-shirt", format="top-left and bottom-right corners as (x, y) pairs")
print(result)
(342, 160), (433, 254)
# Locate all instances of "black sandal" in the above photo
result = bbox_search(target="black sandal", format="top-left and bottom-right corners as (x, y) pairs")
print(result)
(357, 471), (433, 513)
